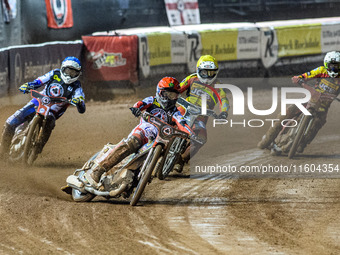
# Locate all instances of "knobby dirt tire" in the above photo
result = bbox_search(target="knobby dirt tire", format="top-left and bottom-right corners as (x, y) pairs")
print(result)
(23, 116), (42, 166)
(157, 137), (183, 180)
(130, 145), (163, 206)
(288, 115), (312, 159)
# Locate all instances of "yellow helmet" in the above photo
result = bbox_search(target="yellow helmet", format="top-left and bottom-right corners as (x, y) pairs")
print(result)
(196, 55), (219, 85)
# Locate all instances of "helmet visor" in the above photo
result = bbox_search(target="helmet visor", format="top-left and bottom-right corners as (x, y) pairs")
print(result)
(161, 90), (179, 100)
(328, 63), (340, 73)
(199, 69), (217, 79)
(62, 67), (80, 78)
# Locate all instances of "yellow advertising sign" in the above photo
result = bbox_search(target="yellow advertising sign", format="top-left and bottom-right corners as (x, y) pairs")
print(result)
(200, 29), (238, 61)
(276, 24), (321, 57)
(147, 33), (172, 66)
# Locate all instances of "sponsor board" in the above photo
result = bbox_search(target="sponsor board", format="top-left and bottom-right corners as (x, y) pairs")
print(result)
(83, 35), (138, 83)
(275, 24), (321, 57)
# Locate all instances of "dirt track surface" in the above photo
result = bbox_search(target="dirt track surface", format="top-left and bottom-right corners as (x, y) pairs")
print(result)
(0, 89), (339, 255)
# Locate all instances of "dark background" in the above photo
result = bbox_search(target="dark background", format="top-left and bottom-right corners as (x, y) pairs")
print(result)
(1, 0), (340, 47)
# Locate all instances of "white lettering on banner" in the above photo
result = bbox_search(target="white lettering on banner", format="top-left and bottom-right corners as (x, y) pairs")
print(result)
(237, 30), (261, 59)
(321, 24), (340, 52)
(138, 35), (150, 78)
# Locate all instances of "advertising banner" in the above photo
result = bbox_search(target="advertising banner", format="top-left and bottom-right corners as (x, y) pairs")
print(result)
(200, 29), (238, 62)
(185, 31), (202, 73)
(237, 29), (261, 60)
(0, 50), (9, 97)
(164, 0), (200, 26)
(275, 24), (321, 57)
(260, 27), (279, 68)
(2, 41), (82, 96)
(321, 24), (340, 52)
(83, 35), (138, 83)
(45, 0), (73, 29)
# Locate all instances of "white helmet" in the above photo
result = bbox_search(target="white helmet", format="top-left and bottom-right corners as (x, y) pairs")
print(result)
(196, 55), (219, 85)
(324, 51), (340, 78)
(60, 56), (82, 84)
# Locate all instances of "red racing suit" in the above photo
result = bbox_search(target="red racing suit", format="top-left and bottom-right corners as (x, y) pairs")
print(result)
(130, 96), (192, 144)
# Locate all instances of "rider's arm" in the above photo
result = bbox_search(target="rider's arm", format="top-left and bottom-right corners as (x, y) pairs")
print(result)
(28, 70), (55, 89)
(217, 88), (230, 113)
(179, 74), (195, 94)
(292, 66), (325, 83)
(171, 111), (194, 135)
(72, 85), (86, 114)
(132, 96), (154, 111)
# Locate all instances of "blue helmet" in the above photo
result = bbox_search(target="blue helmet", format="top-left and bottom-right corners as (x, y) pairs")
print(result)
(61, 56), (82, 84)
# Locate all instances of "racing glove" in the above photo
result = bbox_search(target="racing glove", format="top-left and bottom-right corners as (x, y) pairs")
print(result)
(71, 96), (84, 105)
(18, 83), (32, 94)
(218, 111), (228, 119)
(292, 76), (301, 84)
(130, 107), (141, 117)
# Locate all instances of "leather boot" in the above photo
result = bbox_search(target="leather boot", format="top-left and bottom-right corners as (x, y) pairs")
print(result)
(86, 136), (142, 187)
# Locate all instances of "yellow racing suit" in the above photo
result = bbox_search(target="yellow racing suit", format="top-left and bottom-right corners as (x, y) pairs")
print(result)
(258, 66), (340, 152)
(178, 73), (229, 161)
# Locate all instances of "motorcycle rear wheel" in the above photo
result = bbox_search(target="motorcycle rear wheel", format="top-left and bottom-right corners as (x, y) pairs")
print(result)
(23, 116), (42, 166)
(130, 145), (162, 206)
(288, 115), (312, 159)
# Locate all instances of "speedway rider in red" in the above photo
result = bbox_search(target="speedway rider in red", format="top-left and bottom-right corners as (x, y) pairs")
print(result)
(0, 56), (86, 158)
(85, 77), (193, 188)
(174, 55), (230, 172)
(258, 51), (340, 153)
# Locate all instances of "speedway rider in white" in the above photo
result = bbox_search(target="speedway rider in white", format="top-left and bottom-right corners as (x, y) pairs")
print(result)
(0, 56), (86, 158)
(84, 77), (193, 188)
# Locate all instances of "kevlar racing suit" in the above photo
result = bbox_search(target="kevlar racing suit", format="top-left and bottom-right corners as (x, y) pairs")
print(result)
(258, 66), (340, 152)
(86, 96), (193, 186)
(0, 69), (86, 157)
(178, 73), (229, 162)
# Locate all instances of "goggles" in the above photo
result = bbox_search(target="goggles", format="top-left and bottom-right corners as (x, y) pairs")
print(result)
(199, 69), (218, 79)
(62, 67), (80, 78)
(161, 90), (179, 100)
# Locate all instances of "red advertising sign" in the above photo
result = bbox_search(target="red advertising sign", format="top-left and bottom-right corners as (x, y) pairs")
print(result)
(82, 35), (138, 83)
(45, 0), (73, 29)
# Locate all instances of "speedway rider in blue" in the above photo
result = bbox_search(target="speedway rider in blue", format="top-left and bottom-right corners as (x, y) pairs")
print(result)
(0, 56), (86, 158)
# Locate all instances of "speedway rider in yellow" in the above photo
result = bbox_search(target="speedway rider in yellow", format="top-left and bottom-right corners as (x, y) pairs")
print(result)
(258, 51), (340, 153)
(174, 55), (230, 172)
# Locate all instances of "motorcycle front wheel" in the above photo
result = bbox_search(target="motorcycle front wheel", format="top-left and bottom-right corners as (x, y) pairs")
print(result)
(288, 115), (312, 159)
(23, 115), (43, 166)
(130, 144), (163, 206)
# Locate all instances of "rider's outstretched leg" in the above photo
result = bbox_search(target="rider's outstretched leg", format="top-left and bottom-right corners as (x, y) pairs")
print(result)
(85, 136), (142, 187)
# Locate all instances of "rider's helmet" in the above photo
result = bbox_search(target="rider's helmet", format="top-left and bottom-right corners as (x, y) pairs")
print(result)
(156, 77), (180, 111)
(60, 56), (82, 84)
(324, 51), (340, 78)
(196, 55), (219, 85)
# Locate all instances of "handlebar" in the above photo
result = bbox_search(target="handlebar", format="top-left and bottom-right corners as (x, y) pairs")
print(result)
(28, 89), (75, 106)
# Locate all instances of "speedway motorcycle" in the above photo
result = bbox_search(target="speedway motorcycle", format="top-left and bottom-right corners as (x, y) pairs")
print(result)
(62, 110), (203, 206)
(270, 79), (340, 159)
(8, 90), (73, 165)
(156, 97), (218, 180)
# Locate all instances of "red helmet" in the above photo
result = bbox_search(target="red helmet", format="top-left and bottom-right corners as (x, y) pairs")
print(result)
(156, 77), (180, 110)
